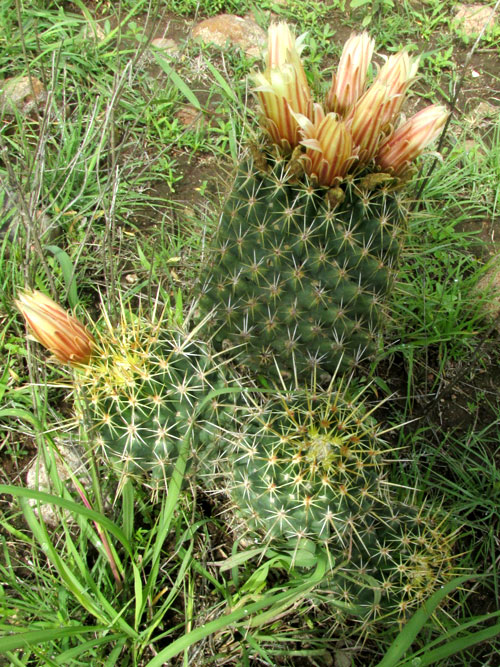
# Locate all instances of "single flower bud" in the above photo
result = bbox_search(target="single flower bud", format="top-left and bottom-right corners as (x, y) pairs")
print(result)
(15, 290), (95, 365)
(326, 32), (375, 117)
(376, 104), (449, 173)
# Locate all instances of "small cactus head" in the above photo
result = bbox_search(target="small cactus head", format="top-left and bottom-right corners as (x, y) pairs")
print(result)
(219, 378), (396, 555)
(73, 305), (226, 486)
(328, 498), (461, 633)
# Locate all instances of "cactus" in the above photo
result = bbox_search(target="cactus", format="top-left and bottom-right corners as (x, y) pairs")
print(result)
(198, 25), (448, 382)
(199, 154), (405, 380)
(73, 310), (235, 490)
(325, 499), (458, 631)
(15, 290), (234, 491)
(209, 382), (458, 629)
(212, 380), (394, 552)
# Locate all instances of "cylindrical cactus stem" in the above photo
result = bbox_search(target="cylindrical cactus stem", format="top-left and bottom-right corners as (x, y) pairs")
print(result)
(198, 149), (406, 383)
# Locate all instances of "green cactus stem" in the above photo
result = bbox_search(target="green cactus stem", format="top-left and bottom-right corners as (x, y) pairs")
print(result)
(74, 309), (234, 492)
(198, 150), (406, 382)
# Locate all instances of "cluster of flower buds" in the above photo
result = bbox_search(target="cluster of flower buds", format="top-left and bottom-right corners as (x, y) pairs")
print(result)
(15, 290), (94, 366)
(254, 23), (449, 184)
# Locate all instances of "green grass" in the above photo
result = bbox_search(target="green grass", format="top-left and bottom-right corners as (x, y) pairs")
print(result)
(1, 0), (499, 665)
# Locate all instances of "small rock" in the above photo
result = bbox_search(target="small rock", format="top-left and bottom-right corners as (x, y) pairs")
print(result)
(474, 101), (498, 120)
(0, 76), (47, 116)
(151, 37), (179, 56)
(175, 104), (203, 129)
(0, 177), (56, 243)
(334, 651), (351, 667)
(192, 14), (266, 57)
(475, 256), (500, 331)
(453, 4), (497, 38)
(26, 442), (89, 528)
(125, 273), (138, 284)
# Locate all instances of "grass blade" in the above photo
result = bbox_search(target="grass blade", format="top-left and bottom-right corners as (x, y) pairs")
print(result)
(397, 611), (500, 666)
(0, 484), (132, 555)
(45, 245), (78, 307)
(144, 553), (328, 666)
(154, 54), (202, 111)
(0, 626), (108, 653)
(375, 575), (476, 667)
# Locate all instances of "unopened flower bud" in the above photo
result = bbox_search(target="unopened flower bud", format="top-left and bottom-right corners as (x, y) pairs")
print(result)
(15, 290), (94, 365)
(346, 82), (391, 163)
(375, 51), (419, 126)
(326, 32), (374, 117)
(376, 104), (449, 173)
(254, 23), (313, 148)
(297, 111), (356, 186)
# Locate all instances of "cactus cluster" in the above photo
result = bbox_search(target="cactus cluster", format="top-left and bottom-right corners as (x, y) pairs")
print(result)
(14, 22), (457, 640)
(210, 382), (457, 629)
(198, 24), (447, 382)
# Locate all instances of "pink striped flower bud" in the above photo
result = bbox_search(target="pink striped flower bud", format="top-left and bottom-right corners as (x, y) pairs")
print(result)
(376, 104), (449, 173)
(15, 290), (95, 365)
(296, 110), (357, 186)
(266, 22), (309, 96)
(375, 51), (420, 127)
(326, 32), (375, 117)
(346, 82), (391, 163)
(254, 23), (313, 149)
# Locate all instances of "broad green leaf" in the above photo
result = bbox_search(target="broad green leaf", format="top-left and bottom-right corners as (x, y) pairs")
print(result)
(45, 245), (78, 307)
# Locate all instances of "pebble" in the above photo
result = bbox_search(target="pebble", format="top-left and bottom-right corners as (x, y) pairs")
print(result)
(0, 76), (47, 115)
(453, 4), (498, 38)
(192, 14), (266, 57)
(26, 442), (89, 528)
(151, 37), (179, 57)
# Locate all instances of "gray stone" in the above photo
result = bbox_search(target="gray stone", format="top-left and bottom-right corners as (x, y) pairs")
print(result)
(0, 76), (47, 116)
(80, 20), (106, 42)
(453, 4), (497, 38)
(192, 14), (266, 57)
(0, 177), (56, 242)
(151, 37), (179, 56)
(26, 442), (89, 527)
